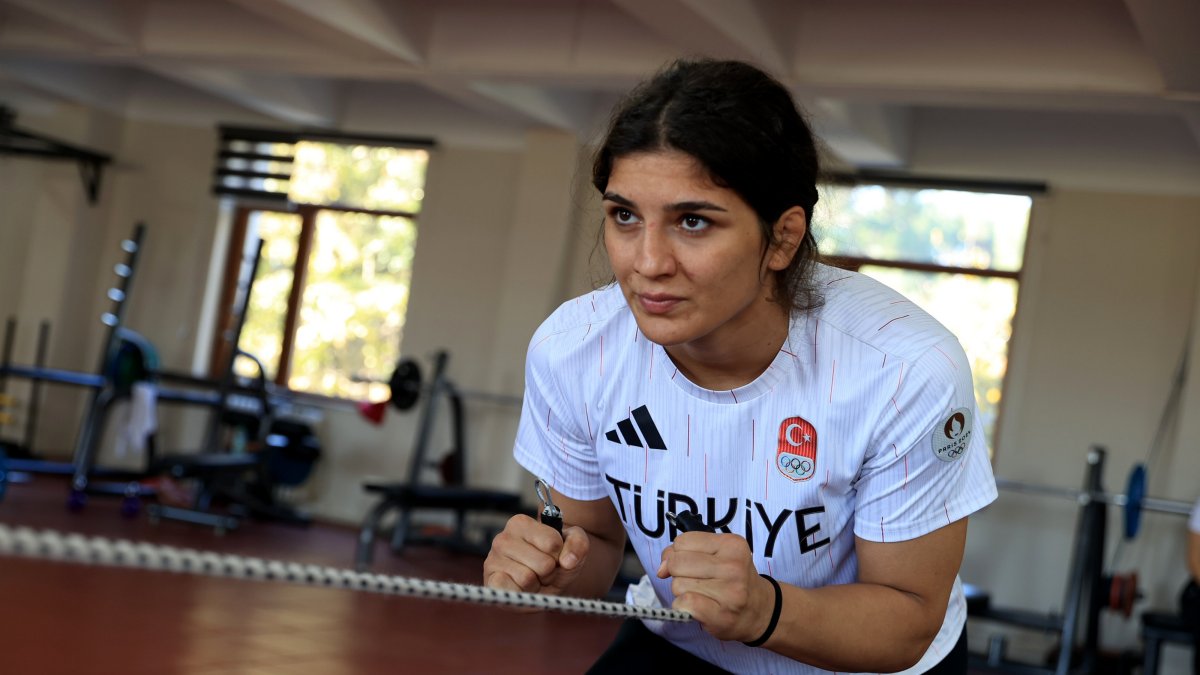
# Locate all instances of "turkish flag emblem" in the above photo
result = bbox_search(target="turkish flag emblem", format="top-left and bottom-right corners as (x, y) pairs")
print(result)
(776, 416), (817, 482)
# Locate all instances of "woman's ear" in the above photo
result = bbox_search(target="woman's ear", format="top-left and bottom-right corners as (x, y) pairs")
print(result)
(767, 207), (808, 271)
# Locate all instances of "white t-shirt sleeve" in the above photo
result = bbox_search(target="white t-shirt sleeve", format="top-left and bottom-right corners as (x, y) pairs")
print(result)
(1190, 498), (1200, 534)
(512, 320), (610, 502)
(854, 337), (998, 543)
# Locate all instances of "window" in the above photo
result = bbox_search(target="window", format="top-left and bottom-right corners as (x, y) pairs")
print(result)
(213, 137), (430, 401)
(818, 182), (1033, 448)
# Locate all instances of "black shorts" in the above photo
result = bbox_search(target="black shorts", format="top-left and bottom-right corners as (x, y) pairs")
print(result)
(588, 619), (968, 674)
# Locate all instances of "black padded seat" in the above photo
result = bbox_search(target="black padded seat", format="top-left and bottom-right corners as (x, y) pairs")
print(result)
(153, 453), (261, 477)
(1141, 611), (1194, 675)
(356, 351), (524, 570)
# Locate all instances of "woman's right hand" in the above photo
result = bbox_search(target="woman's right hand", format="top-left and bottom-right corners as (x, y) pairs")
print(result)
(483, 514), (590, 596)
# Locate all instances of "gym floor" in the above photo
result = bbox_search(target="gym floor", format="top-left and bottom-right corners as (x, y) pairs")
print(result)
(0, 477), (618, 674)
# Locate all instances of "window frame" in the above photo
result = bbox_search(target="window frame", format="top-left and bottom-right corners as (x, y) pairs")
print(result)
(211, 201), (419, 398)
(820, 176), (1040, 453)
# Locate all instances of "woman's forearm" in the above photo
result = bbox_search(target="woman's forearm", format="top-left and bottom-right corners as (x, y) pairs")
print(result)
(763, 581), (944, 672)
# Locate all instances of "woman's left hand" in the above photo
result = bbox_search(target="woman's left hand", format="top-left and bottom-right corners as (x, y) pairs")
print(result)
(657, 532), (775, 642)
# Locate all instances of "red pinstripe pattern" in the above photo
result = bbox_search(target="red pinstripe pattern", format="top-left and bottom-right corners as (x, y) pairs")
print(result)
(584, 404), (593, 442)
(531, 334), (553, 351)
(829, 359), (837, 403)
(933, 344), (958, 370)
(764, 453), (770, 499)
(891, 363), (906, 414)
(647, 344), (653, 382)
(878, 315), (911, 332)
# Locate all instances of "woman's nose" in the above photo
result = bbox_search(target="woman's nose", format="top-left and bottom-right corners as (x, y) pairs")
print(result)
(633, 226), (676, 278)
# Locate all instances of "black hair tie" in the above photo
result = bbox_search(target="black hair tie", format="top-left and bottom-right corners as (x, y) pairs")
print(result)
(743, 574), (782, 648)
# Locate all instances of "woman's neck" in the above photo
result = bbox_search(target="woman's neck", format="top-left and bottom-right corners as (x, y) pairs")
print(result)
(665, 303), (791, 391)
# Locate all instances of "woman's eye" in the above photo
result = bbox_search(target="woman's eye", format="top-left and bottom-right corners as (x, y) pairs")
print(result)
(612, 208), (638, 225)
(680, 215), (710, 232)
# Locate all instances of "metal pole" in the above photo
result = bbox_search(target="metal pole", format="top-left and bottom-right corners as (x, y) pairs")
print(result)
(995, 477), (1192, 517)
(1054, 446), (1106, 675)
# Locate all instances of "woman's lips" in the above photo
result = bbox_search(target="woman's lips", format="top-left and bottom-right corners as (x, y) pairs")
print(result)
(637, 293), (682, 315)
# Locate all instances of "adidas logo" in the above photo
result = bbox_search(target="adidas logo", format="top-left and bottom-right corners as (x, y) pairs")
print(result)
(604, 405), (667, 450)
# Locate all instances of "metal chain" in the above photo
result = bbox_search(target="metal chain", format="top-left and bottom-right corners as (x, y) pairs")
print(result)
(0, 523), (691, 623)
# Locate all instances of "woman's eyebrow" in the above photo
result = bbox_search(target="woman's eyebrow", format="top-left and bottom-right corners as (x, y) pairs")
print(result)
(602, 192), (727, 213)
(667, 200), (727, 213)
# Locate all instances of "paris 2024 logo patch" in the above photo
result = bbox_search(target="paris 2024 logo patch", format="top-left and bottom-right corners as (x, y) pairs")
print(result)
(776, 416), (817, 482)
(931, 407), (973, 462)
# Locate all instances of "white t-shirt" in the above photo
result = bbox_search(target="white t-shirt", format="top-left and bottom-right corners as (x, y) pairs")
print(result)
(1190, 498), (1200, 534)
(514, 264), (998, 674)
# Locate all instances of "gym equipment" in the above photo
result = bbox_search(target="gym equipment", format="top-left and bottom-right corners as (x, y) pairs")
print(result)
(969, 447), (1190, 674)
(993, 464), (1191, 541)
(1140, 612), (1194, 675)
(0, 318), (50, 460)
(0, 522), (689, 623)
(0, 106), (110, 204)
(356, 351), (523, 570)
(384, 357), (521, 412)
(388, 358), (422, 410)
(0, 225), (321, 526)
(146, 239), (319, 533)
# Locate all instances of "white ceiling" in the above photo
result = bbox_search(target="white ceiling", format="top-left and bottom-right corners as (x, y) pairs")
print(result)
(2, 0), (1199, 193)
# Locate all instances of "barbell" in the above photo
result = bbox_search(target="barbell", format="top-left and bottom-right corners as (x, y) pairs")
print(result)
(385, 358), (522, 411)
(996, 462), (1191, 540)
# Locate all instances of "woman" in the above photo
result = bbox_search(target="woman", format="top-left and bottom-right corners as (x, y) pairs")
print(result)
(483, 58), (997, 674)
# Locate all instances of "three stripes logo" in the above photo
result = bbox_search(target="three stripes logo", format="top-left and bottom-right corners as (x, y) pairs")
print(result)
(604, 405), (667, 450)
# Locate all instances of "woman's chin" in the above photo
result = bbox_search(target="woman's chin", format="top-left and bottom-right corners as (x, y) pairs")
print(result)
(633, 316), (696, 348)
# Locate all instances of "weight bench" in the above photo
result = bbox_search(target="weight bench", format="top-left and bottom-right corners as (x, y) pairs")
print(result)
(356, 351), (522, 570)
(1141, 611), (1195, 675)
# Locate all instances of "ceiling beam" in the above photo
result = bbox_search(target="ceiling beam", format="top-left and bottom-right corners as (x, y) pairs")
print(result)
(609, 0), (790, 75)
(0, 0), (143, 47)
(806, 100), (913, 169)
(0, 57), (135, 113)
(1123, 0), (1200, 94)
(464, 81), (599, 134)
(223, 0), (428, 63)
(141, 63), (340, 126)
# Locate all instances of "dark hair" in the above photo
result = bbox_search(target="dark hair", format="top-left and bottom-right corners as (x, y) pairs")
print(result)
(592, 58), (823, 312)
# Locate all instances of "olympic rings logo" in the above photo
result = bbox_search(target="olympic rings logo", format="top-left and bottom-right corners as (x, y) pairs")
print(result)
(778, 454), (813, 476)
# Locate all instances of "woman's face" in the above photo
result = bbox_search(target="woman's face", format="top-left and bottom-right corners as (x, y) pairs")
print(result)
(602, 150), (798, 351)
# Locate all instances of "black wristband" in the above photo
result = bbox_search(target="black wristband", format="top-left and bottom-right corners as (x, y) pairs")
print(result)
(743, 573), (782, 647)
